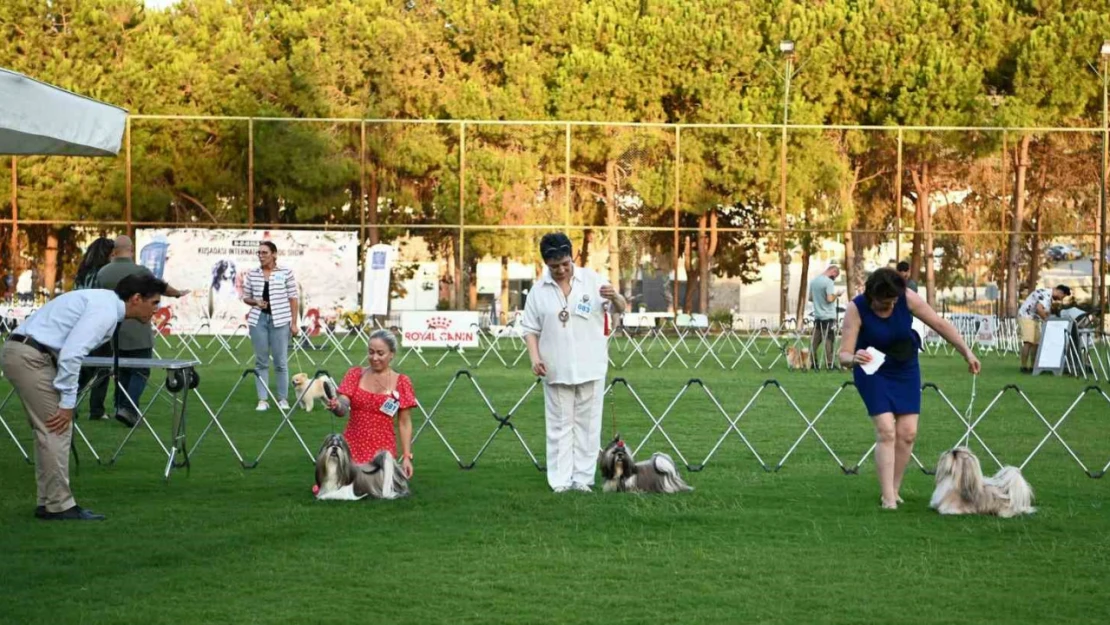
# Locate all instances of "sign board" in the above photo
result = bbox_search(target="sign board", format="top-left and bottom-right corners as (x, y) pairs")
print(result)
(400, 311), (481, 347)
(135, 229), (359, 334)
(974, 316), (998, 348)
(362, 243), (395, 316)
(1032, 318), (1071, 376)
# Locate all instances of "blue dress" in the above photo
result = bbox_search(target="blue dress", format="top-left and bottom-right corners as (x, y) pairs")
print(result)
(852, 293), (921, 416)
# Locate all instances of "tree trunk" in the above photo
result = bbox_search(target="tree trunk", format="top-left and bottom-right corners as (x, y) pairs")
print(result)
(697, 212), (709, 314)
(910, 189), (923, 282)
(44, 229), (58, 296)
(1006, 134), (1031, 318)
(448, 236), (460, 309)
(499, 255), (510, 324)
(367, 165), (380, 246)
(795, 202), (813, 327)
(580, 228), (592, 266)
(682, 234), (696, 313)
(1028, 199), (1044, 292)
(910, 162), (936, 307)
(467, 256), (478, 311)
(605, 159), (620, 288)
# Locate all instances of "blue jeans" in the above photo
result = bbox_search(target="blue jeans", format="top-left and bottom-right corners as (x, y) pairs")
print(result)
(115, 347), (153, 417)
(250, 313), (290, 402)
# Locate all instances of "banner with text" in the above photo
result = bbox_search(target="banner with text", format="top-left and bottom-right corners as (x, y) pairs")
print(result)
(135, 229), (359, 334)
(401, 311), (482, 348)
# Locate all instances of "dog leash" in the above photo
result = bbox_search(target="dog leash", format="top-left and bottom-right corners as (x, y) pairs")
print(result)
(961, 373), (978, 448)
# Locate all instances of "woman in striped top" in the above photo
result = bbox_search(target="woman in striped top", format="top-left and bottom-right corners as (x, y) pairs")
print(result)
(242, 241), (300, 411)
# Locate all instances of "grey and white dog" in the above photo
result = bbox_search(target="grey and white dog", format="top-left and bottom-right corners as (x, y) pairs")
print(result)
(598, 434), (693, 494)
(314, 433), (410, 501)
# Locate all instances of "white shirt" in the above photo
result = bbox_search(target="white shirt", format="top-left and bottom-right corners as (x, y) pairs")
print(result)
(521, 266), (610, 385)
(244, 266), (298, 327)
(1019, 288), (1052, 320)
(13, 289), (126, 410)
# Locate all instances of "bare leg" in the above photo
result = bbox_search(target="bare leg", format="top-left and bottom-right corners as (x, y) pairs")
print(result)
(872, 412), (897, 508)
(892, 413), (919, 498)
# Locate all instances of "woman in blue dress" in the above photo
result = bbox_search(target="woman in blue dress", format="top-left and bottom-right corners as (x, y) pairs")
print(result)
(838, 268), (980, 510)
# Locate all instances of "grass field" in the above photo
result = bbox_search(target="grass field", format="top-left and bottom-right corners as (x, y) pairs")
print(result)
(2, 336), (1109, 625)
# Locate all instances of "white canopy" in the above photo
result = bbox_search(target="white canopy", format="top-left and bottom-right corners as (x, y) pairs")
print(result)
(0, 67), (128, 157)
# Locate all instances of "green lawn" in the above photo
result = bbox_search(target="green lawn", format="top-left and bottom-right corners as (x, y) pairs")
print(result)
(1, 336), (1108, 625)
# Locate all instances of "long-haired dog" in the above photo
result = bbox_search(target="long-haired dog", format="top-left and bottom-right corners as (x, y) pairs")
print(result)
(292, 373), (337, 412)
(598, 435), (693, 494)
(314, 434), (410, 501)
(785, 345), (812, 370)
(929, 447), (1035, 518)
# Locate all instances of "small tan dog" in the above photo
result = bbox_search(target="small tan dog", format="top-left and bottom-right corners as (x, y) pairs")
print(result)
(291, 373), (337, 412)
(785, 345), (812, 370)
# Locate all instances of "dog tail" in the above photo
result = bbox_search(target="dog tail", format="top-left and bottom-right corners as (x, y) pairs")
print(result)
(989, 466), (1035, 517)
(651, 453), (693, 493)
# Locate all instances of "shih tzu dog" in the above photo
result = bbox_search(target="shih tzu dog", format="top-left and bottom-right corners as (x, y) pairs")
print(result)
(314, 433), (410, 501)
(785, 345), (812, 370)
(929, 447), (1035, 518)
(292, 373), (338, 412)
(598, 435), (693, 494)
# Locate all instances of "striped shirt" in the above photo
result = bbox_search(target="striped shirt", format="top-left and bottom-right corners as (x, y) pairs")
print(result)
(244, 266), (298, 327)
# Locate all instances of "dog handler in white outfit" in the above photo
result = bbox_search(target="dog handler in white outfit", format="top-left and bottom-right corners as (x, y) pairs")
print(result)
(522, 233), (626, 493)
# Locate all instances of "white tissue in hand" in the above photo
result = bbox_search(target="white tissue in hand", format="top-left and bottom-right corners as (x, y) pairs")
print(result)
(860, 347), (886, 375)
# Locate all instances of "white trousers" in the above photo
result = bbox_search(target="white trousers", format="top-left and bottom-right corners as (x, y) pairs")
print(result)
(543, 379), (604, 490)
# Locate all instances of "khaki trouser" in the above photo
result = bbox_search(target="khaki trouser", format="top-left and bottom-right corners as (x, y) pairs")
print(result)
(1, 341), (76, 513)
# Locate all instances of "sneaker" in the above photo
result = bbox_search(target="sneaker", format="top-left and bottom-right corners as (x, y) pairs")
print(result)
(277, 400), (291, 411)
(571, 483), (593, 493)
(255, 401), (269, 412)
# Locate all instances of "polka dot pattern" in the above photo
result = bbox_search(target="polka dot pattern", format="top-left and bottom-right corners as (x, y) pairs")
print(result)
(337, 366), (418, 464)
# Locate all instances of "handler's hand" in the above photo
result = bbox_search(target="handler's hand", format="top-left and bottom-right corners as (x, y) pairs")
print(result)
(599, 285), (617, 300)
(46, 407), (74, 435)
(531, 359), (547, 377)
(402, 457), (414, 479)
(965, 354), (982, 375)
(290, 325), (301, 337)
(853, 349), (873, 366)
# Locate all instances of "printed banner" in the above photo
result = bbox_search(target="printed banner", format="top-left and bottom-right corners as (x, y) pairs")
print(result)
(135, 229), (358, 334)
(362, 243), (395, 316)
(400, 311), (481, 348)
(975, 316), (998, 348)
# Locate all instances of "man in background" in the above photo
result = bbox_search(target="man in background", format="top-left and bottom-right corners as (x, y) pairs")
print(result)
(96, 235), (189, 427)
(808, 265), (844, 370)
(896, 261), (918, 293)
(1018, 283), (1070, 373)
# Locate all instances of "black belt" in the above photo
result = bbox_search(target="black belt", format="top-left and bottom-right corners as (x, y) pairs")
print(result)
(8, 334), (59, 365)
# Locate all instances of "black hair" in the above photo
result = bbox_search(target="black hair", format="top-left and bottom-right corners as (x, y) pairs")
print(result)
(115, 273), (168, 302)
(1056, 284), (1071, 297)
(896, 261), (911, 273)
(539, 232), (573, 262)
(864, 267), (906, 305)
(74, 237), (115, 289)
(260, 241), (278, 255)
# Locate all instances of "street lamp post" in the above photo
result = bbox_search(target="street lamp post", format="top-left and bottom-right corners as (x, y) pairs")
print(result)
(778, 40), (794, 326)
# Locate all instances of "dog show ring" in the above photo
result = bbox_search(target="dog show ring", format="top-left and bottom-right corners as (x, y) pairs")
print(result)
(81, 356), (202, 481)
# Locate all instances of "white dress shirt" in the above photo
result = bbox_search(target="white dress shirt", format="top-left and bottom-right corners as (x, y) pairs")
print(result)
(521, 266), (610, 385)
(13, 289), (126, 409)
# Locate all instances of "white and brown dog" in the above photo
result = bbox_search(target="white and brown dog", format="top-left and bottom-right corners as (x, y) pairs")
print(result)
(314, 433), (410, 501)
(292, 373), (338, 412)
(598, 435), (693, 494)
(785, 345), (812, 370)
(930, 447), (1035, 518)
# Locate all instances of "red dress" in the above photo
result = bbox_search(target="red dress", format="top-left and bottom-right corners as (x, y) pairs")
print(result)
(338, 367), (418, 464)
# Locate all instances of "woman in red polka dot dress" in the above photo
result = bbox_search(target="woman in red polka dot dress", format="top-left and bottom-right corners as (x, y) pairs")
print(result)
(325, 329), (417, 478)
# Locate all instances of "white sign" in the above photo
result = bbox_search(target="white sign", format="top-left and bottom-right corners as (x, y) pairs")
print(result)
(362, 243), (395, 316)
(975, 316), (998, 348)
(135, 229), (359, 334)
(401, 311), (481, 347)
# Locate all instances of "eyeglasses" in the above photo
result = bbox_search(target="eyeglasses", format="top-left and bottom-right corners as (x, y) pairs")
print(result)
(541, 243), (571, 257)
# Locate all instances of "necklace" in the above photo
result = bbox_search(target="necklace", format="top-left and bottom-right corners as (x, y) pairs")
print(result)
(556, 283), (571, 327)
